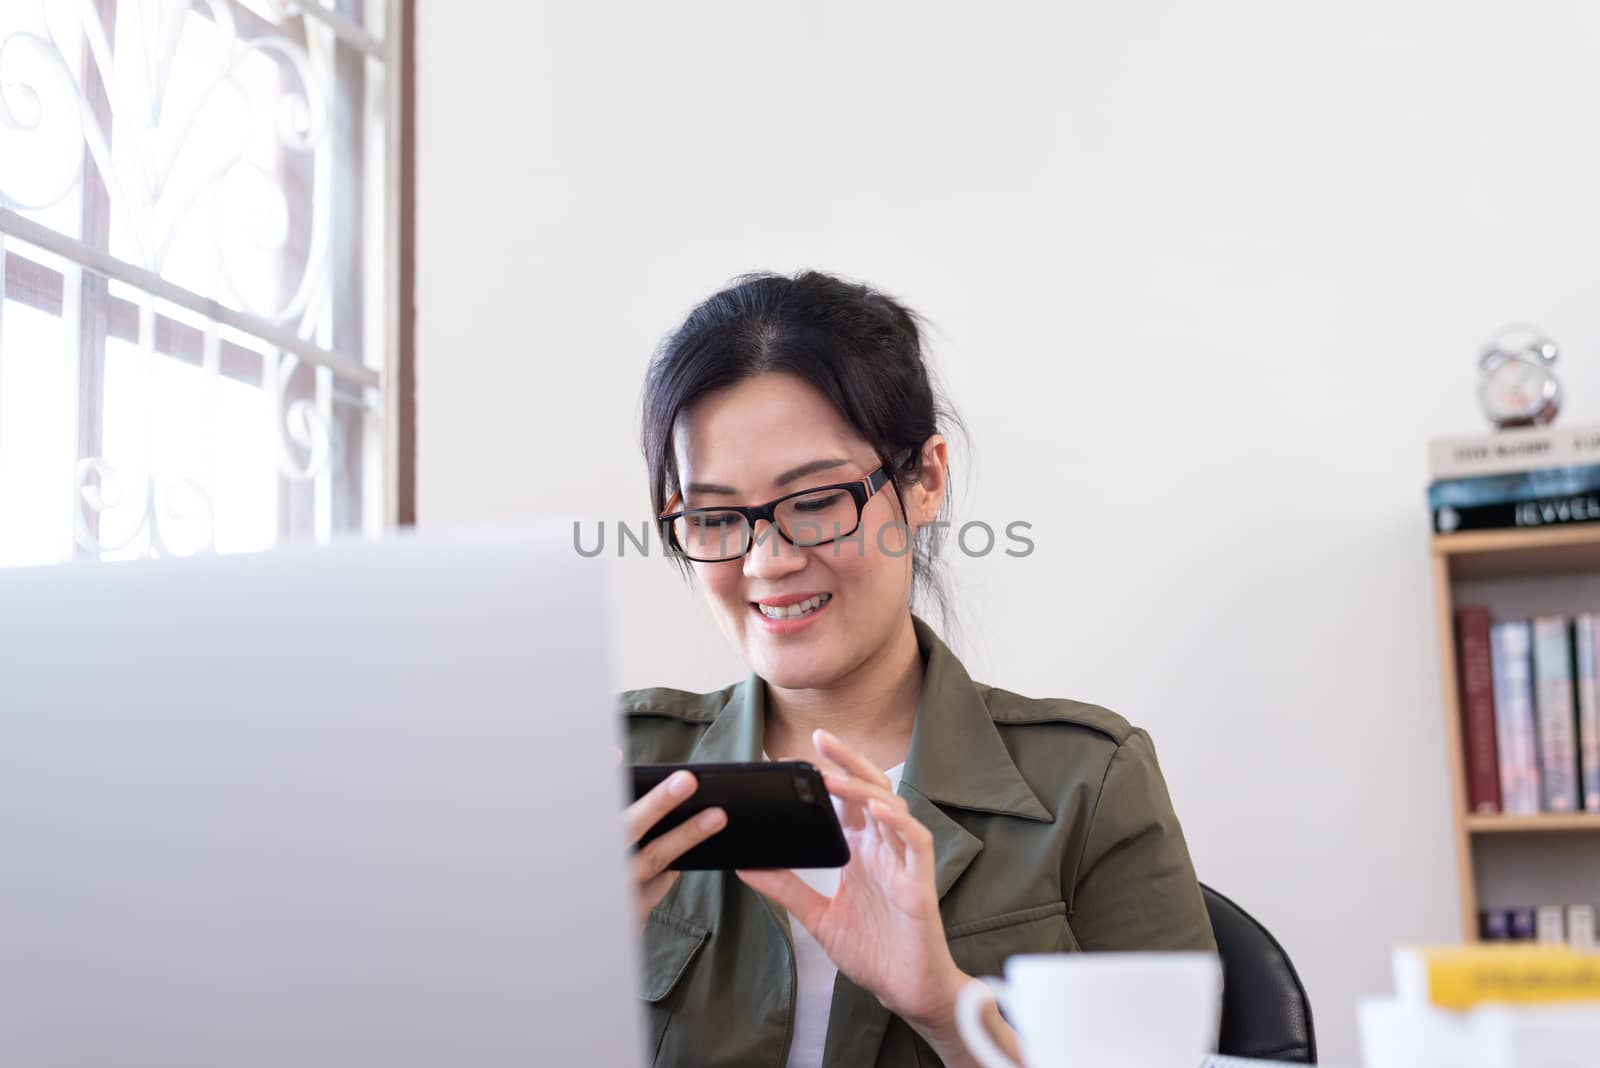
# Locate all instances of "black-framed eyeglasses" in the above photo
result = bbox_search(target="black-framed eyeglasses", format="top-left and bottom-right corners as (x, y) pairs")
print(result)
(660, 452), (912, 563)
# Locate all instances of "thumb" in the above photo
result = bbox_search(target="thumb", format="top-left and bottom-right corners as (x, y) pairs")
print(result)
(736, 868), (829, 933)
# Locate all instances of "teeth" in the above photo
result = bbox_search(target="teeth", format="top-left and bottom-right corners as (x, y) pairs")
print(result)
(758, 593), (831, 620)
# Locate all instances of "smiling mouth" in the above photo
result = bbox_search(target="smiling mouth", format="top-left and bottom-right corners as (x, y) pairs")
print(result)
(754, 593), (832, 620)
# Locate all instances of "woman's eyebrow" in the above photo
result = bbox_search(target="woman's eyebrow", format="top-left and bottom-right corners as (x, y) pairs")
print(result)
(774, 458), (851, 486)
(684, 458), (852, 497)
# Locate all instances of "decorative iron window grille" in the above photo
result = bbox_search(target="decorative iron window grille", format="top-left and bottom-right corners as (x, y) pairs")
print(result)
(0, 0), (401, 565)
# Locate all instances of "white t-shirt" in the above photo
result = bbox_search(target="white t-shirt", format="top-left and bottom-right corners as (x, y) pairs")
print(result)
(764, 754), (906, 1068)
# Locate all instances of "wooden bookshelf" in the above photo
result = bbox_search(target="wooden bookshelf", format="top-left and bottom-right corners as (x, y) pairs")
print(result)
(1465, 813), (1600, 834)
(1432, 524), (1600, 941)
(1434, 526), (1600, 580)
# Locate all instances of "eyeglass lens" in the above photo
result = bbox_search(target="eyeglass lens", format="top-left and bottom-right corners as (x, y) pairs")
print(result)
(673, 487), (862, 560)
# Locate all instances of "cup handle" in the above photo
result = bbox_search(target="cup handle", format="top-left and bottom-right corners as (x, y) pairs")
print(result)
(955, 976), (1022, 1068)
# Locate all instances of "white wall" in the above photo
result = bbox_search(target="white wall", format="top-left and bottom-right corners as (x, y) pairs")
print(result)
(415, 3), (1600, 1062)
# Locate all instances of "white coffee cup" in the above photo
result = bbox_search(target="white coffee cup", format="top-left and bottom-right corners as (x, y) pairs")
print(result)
(955, 951), (1223, 1068)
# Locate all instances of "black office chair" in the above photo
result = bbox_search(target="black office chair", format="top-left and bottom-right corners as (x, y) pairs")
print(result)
(1201, 883), (1317, 1063)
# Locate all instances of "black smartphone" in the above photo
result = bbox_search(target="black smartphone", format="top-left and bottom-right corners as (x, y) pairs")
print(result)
(630, 761), (850, 871)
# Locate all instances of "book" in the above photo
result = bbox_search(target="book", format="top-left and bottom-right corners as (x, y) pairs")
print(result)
(1429, 463), (1600, 510)
(1491, 622), (1542, 815)
(1480, 909), (1512, 941)
(1578, 614), (1600, 813)
(1511, 908), (1539, 941)
(1393, 945), (1600, 1009)
(1537, 905), (1567, 945)
(1429, 423), (1600, 480)
(1569, 906), (1597, 952)
(1434, 492), (1600, 534)
(1457, 607), (1502, 814)
(1532, 617), (1580, 812)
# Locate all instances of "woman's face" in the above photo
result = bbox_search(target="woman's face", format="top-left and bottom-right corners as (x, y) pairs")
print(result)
(671, 372), (943, 690)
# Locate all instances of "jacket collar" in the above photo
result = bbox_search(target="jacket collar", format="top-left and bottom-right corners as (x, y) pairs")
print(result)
(902, 615), (1053, 827)
(686, 666), (766, 765)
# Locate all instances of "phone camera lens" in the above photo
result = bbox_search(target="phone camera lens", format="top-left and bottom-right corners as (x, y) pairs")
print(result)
(794, 776), (815, 803)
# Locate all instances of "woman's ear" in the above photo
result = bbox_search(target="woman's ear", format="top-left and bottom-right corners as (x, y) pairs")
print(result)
(910, 435), (948, 524)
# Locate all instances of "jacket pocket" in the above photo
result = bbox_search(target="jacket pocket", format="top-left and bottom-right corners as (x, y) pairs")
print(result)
(640, 910), (709, 1063)
(946, 901), (1076, 979)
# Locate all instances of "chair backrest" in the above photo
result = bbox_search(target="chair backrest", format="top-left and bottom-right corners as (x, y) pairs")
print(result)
(1201, 883), (1316, 1063)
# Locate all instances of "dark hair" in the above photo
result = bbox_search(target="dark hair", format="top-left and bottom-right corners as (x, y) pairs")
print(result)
(641, 270), (963, 627)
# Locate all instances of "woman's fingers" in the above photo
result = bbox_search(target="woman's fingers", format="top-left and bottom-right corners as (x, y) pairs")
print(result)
(736, 868), (830, 933)
(624, 769), (717, 934)
(821, 769), (921, 867)
(630, 805), (727, 884)
(636, 869), (679, 917)
(821, 768), (899, 809)
(622, 769), (698, 847)
(812, 730), (916, 866)
(863, 801), (906, 865)
(814, 729), (892, 789)
(868, 796), (933, 878)
(823, 769), (909, 847)
(822, 771), (880, 833)
(837, 794), (868, 832)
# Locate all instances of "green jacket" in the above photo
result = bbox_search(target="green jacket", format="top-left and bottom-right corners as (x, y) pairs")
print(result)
(622, 616), (1216, 1067)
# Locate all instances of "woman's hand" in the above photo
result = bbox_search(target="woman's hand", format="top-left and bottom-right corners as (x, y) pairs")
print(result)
(735, 730), (969, 1036)
(623, 769), (727, 934)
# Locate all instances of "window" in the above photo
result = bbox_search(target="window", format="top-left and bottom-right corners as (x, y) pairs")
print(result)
(0, 0), (405, 566)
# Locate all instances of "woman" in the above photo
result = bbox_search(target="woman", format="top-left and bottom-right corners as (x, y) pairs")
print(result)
(622, 271), (1215, 1068)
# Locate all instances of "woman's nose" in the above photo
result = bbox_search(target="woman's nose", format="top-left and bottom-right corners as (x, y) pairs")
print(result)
(743, 520), (806, 579)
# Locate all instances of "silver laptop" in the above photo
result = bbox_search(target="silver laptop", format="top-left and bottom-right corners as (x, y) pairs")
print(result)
(0, 526), (644, 1067)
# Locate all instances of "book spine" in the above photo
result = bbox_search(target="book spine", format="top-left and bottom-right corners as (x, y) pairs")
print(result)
(1428, 462), (1600, 509)
(1455, 606), (1502, 814)
(1533, 617), (1580, 812)
(1434, 492), (1600, 534)
(1577, 614), (1600, 813)
(1537, 904), (1567, 945)
(1491, 621), (1541, 815)
(1569, 905), (1597, 951)
(1428, 423), (1600, 479)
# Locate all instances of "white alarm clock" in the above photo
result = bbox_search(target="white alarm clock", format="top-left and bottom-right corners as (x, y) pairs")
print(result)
(1478, 325), (1562, 429)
